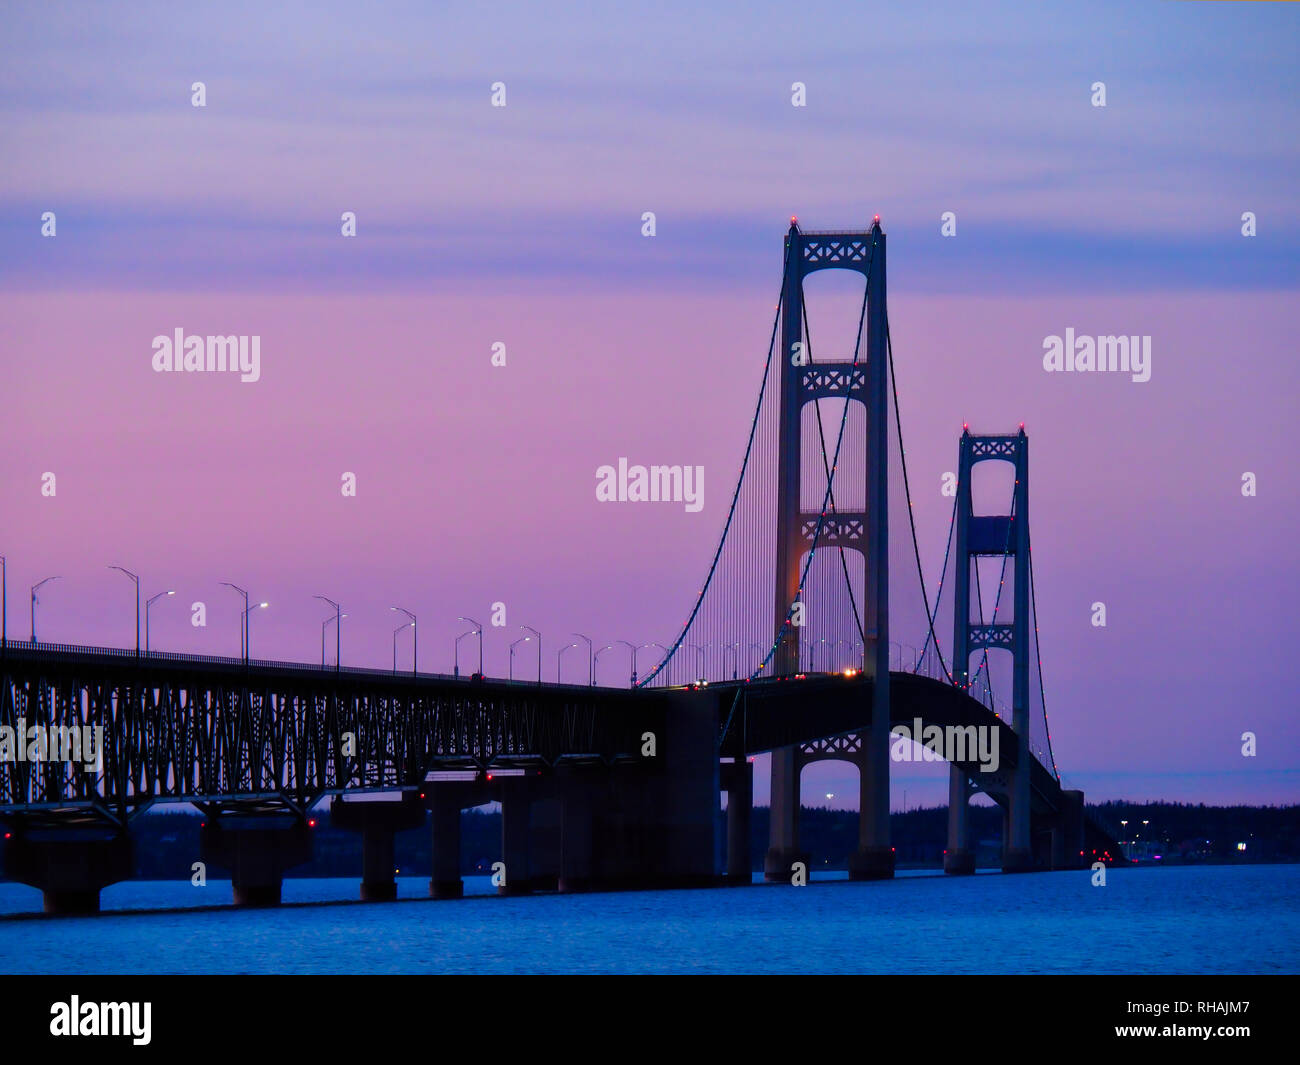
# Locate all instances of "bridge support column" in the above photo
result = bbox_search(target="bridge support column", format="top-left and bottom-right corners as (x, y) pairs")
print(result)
(722, 758), (752, 885)
(1052, 788), (1085, 870)
(1003, 757), (1034, 874)
(848, 729), (895, 880)
(530, 796), (561, 892)
(944, 765), (976, 875)
(557, 772), (594, 893)
(427, 788), (464, 899)
(330, 793), (425, 901)
(200, 816), (312, 906)
(3, 828), (134, 915)
(764, 747), (807, 882)
(499, 780), (533, 895)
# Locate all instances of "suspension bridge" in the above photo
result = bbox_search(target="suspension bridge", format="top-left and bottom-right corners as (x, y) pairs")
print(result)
(0, 218), (1120, 913)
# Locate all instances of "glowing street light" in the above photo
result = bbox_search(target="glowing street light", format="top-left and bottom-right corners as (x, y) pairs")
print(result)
(145, 589), (175, 654)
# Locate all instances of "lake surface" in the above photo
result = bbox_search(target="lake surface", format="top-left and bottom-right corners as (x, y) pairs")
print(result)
(1, 864), (1296, 974)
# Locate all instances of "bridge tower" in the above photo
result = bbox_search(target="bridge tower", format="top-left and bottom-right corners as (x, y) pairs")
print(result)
(764, 220), (894, 882)
(947, 428), (1033, 873)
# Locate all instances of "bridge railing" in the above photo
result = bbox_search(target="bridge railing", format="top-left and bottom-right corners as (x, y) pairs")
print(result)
(0, 636), (468, 683)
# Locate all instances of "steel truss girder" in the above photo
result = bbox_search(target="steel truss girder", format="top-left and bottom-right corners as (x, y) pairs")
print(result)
(799, 362), (868, 401)
(800, 511), (866, 547)
(0, 653), (659, 816)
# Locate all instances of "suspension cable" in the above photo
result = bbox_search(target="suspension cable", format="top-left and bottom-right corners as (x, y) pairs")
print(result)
(886, 318), (955, 685)
(639, 237), (794, 687)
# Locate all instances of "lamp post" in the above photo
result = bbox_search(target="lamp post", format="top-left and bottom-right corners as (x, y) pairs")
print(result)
(686, 642), (706, 681)
(322, 613), (347, 667)
(391, 607), (416, 675)
(30, 576), (60, 645)
(594, 643), (617, 685)
(242, 600), (268, 663)
(508, 636), (531, 681)
(831, 639), (849, 672)
(454, 629), (476, 678)
(109, 566), (141, 656)
(220, 582), (249, 659)
(145, 589), (175, 654)
(392, 622), (411, 673)
(640, 642), (668, 687)
(618, 639), (638, 687)
(457, 616), (483, 676)
(557, 641), (579, 683)
(315, 595), (341, 672)
(571, 632), (593, 686)
(520, 625), (541, 683)
(723, 642), (740, 680)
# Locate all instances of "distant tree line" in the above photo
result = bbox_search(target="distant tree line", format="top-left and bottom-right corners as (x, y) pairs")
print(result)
(2, 800), (1294, 880)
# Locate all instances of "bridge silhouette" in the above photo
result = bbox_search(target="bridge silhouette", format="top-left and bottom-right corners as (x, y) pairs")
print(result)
(0, 219), (1120, 912)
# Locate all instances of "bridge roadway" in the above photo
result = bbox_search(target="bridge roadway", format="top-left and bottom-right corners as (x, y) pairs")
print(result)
(0, 643), (1118, 912)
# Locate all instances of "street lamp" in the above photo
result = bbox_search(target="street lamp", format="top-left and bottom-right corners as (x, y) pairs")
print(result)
(618, 639), (638, 687)
(557, 641), (579, 683)
(242, 600), (268, 662)
(571, 632), (593, 686)
(315, 596), (341, 672)
(30, 576), (60, 645)
(508, 635), (531, 681)
(456, 616), (483, 676)
(145, 589), (175, 654)
(594, 643), (617, 685)
(832, 640), (850, 672)
(520, 625), (541, 684)
(686, 642), (706, 681)
(108, 566), (141, 656)
(322, 613), (347, 667)
(220, 582), (249, 659)
(641, 642), (668, 686)
(454, 628), (477, 678)
(391, 607), (416, 675)
(723, 643), (740, 680)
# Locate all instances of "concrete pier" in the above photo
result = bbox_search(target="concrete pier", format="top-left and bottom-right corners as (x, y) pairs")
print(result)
(426, 784), (476, 899)
(200, 815), (312, 906)
(1051, 788), (1086, 870)
(848, 725), (895, 880)
(722, 757), (752, 885)
(3, 827), (134, 914)
(330, 792), (425, 900)
(557, 770), (595, 893)
(764, 746), (808, 881)
(499, 778), (534, 895)
(944, 764), (976, 875)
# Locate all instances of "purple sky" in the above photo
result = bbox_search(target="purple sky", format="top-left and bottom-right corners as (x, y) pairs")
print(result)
(1, 2), (1296, 809)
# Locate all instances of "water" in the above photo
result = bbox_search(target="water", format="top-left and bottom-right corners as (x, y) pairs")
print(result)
(1, 865), (1296, 974)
